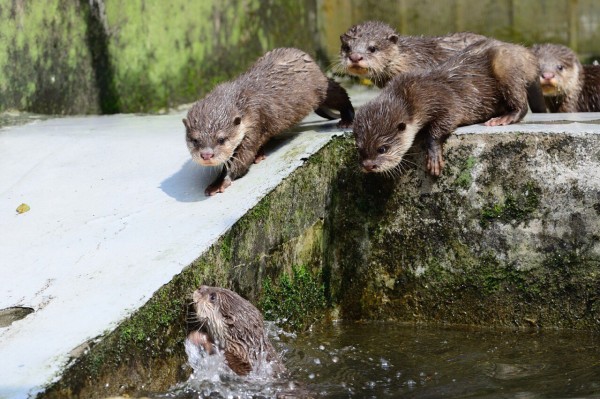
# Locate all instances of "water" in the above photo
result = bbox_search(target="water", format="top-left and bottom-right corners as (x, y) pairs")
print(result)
(154, 322), (600, 399)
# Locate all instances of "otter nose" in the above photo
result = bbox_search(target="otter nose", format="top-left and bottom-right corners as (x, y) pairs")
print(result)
(362, 160), (377, 172)
(200, 150), (214, 160)
(542, 72), (555, 80)
(349, 53), (363, 63)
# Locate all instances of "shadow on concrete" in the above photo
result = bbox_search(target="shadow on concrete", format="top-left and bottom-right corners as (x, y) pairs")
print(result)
(160, 160), (220, 202)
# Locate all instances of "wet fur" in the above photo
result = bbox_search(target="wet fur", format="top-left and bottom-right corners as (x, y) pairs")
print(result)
(338, 21), (486, 88)
(532, 43), (600, 112)
(183, 48), (354, 195)
(354, 40), (537, 176)
(338, 21), (545, 113)
(188, 285), (284, 376)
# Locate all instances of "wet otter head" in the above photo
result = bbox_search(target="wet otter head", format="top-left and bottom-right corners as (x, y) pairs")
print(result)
(339, 21), (400, 82)
(188, 285), (282, 376)
(183, 84), (249, 167)
(353, 92), (421, 174)
(531, 43), (582, 98)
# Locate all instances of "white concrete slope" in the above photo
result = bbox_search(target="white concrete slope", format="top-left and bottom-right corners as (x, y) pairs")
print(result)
(0, 92), (369, 399)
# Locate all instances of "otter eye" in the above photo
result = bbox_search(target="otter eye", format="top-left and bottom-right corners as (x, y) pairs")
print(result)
(217, 137), (226, 145)
(367, 45), (377, 53)
(557, 65), (564, 71)
(397, 122), (406, 131)
(377, 146), (387, 154)
(209, 293), (217, 302)
(233, 116), (241, 125)
(341, 43), (350, 53)
(189, 138), (200, 146)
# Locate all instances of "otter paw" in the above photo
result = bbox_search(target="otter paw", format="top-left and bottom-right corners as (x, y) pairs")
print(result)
(205, 176), (232, 196)
(426, 149), (445, 176)
(337, 119), (353, 129)
(485, 113), (520, 126)
(253, 147), (267, 164)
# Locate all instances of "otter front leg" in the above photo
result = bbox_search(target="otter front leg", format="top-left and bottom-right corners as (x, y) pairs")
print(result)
(423, 118), (453, 176)
(205, 136), (262, 196)
(426, 136), (445, 177)
(205, 167), (233, 196)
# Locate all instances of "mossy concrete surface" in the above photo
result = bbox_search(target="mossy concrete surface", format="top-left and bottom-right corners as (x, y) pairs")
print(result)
(0, 0), (317, 114)
(40, 116), (600, 398)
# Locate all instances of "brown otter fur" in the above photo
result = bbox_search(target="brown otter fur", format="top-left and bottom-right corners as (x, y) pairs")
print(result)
(339, 21), (546, 113)
(353, 40), (538, 176)
(532, 43), (600, 112)
(183, 47), (354, 196)
(187, 285), (284, 377)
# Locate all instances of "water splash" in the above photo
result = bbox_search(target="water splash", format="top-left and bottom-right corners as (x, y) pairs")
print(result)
(162, 334), (297, 399)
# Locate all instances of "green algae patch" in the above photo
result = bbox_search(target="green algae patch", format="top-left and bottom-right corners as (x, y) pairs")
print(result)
(480, 182), (541, 228)
(454, 155), (477, 189)
(261, 265), (327, 331)
(1, 1), (317, 114)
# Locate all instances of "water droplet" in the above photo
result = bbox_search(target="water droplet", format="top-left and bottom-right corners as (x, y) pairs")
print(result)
(314, 358), (321, 365)
(380, 358), (390, 369)
(331, 356), (339, 363)
(319, 344), (325, 350)
(406, 379), (417, 388)
(308, 373), (315, 379)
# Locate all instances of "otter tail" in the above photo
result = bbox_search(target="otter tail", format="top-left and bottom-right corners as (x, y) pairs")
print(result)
(527, 81), (547, 113)
(314, 107), (341, 120)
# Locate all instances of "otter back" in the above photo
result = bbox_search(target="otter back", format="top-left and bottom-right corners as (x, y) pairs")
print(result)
(183, 48), (354, 195)
(353, 40), (535, 176)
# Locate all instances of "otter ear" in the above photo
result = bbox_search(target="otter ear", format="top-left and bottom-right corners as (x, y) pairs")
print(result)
(397, 122), (406, 131)
(233, 116), (242, 126)
(388, 34), (399, 44)
(182, 118), (190, 130)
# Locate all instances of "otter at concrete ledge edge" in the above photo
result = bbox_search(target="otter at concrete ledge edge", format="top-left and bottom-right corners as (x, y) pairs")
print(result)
(353, 40), (538, 177)
(183, 47), (355, 196)
(338, 20), (547, 113)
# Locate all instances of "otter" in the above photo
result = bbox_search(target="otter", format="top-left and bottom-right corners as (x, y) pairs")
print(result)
(183, 48), (355, 196)
(339, 20), (546, 113)
(353, 40), (538, 176)
(531, 43), (600, 112)
(187, 285), (285, 377)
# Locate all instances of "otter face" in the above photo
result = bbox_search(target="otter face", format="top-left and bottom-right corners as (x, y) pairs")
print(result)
(353, 95), (421, 174)
(339, 21), (399, 81)
(191, 286), (229, 349)
(183, 91), (247, 167)
(532, 43), (581, 98)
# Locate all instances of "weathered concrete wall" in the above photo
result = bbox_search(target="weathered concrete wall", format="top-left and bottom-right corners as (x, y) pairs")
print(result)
(325, 133), (600, 329)
(0, 0), (318, 114)
(42, 128), (600, 398)
(3, 1), (599, 115)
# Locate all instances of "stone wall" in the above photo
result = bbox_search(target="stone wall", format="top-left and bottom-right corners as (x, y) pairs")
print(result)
(3, 0), (599, 115)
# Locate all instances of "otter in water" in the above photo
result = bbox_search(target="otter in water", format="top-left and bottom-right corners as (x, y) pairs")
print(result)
(531, 43), (600, 112)
(353, 40), (538, 176)
(183, 47), (354, 196)
(339, 20), (546, 113)
(187, 285), (285, 377)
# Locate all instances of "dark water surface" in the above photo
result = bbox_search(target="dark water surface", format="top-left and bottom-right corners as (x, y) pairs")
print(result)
(158, 322), (600, 399)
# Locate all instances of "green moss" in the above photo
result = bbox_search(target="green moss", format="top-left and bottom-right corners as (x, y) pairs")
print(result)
(260, 265), (326, 330)
(480, 181), (541, 228)
(454, 156), (477, 189)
